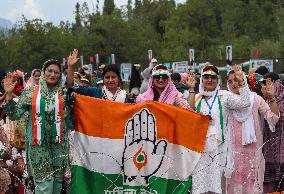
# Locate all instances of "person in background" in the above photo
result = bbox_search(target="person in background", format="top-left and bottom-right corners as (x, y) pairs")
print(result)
(92, 70), (98, 84)
(25, 69), (41, 88)
(255, 66), (269, 77)
(61, 63), (68, 86)
(74, 72), (82, 87)
(129, 63), (142, 97)
(140, 58), (158, 94)
(0, 76), (5, 107)
(98, 64), (106, 75)
(96, 79), (104, 89)
(0, 125), (12, 194)
(12, 71), (24, 96)
(80, 77), (91, 87)
(261, 73), (284, 193)
(171, 72), (189, 100)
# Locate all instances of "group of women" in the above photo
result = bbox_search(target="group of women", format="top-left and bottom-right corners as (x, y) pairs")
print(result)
(0, 48), (283, 194)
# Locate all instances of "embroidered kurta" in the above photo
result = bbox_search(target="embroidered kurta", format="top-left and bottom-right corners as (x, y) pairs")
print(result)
(263, 80), (284, 185)
(192, 87), (251, 194)
(227, 93), (279, 194)
(3, 86), (73, 183)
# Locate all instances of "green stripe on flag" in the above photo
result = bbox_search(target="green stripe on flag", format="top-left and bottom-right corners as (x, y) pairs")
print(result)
(71, 165), (192, 194)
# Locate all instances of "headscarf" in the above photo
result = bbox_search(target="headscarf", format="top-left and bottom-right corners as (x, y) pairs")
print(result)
(196, 64), (224, 146)
(12, 70), (24, 96)
(136, 66), (179, 105)
(25, 69), (41, 88)
(227, 71), (256, 145)
(39, 61), (63, 98)
(31, 60), (64, 145)
(198, 65), (221, 97)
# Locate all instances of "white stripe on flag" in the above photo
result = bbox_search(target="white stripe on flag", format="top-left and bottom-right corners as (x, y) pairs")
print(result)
(55, 92), (60, 141)
(36, 87), (41, 143)
(71, 132), (201, 181)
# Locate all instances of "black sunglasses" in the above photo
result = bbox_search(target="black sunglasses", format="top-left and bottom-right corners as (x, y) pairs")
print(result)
(153, 74), (169, 80)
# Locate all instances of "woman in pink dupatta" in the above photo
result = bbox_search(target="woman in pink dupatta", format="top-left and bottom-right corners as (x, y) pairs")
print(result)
(226, 69), (279, 194)
(136, 65), (194, 109)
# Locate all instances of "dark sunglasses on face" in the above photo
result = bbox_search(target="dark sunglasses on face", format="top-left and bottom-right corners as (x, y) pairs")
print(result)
(202, 75), (218, 80)
(153, 74), (169, 80)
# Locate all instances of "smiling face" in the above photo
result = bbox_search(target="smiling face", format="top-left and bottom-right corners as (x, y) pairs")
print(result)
(202, 74), (219, 91)
(227, 73), (240, 94)
(153, 74), (169, 90)
(44, 64), (61, 87)
(104, 71), (120, 91)
(33, 70), (41, 84)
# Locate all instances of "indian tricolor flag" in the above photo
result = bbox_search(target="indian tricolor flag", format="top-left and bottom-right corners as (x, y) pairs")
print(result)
(71, 94), (209, 194)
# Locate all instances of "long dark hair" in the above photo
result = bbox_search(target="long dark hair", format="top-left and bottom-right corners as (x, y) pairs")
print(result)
(102, 64), (122, 86)
(43, 59), (62, 73)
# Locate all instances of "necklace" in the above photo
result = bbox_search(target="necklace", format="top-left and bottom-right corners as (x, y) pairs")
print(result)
(202, 90), (218, 115)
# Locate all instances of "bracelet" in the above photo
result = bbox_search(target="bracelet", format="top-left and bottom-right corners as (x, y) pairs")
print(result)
(189, 91), (195, 94)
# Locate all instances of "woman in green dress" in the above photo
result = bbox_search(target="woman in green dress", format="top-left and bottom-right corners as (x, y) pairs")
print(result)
(2, 50), (79, 194)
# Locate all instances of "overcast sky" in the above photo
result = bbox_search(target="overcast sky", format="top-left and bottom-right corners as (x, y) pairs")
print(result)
(0, 0), (186, 25)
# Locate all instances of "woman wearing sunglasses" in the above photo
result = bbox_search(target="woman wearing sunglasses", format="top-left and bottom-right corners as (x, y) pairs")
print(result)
(188, 64), (252, 194)
(136, 65), (192, 109)
(226, 70), (279, 194)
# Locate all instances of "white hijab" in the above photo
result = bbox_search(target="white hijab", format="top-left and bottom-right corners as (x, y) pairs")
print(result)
(197, 65), (223, 148)
(227, 72), (256, 145)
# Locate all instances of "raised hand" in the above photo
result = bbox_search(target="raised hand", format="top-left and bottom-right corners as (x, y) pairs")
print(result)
(67, 49), (79, 68)
(261, 79), (275, 99)
(232, 64), (244, 83)
(122, 109), (167, 186)
(3, 73), (17, 98)
(186, 72), (196, 90)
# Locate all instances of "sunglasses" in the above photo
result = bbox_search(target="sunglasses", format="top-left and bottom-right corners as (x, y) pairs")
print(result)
(153, 74), (169, 80)
(202, 75), (218, 80)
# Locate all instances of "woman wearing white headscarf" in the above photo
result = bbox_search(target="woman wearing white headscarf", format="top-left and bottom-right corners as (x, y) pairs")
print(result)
(188, 64), (251, 194)
(226, 69), (279, 193)
(25, 69), (41, 88)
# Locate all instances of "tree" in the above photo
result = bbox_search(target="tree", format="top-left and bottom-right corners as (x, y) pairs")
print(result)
(73, 3), (82, 30)
(103, 0), (115, 15)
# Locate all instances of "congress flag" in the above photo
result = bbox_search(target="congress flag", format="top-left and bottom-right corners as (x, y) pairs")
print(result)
(71, 94), (209, 194)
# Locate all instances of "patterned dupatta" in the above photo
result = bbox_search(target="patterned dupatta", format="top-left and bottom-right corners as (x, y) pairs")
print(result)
(31, 69), (64, 145)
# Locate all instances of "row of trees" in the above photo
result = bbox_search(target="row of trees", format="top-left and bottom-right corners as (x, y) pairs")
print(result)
(0, 0), (283, 72)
